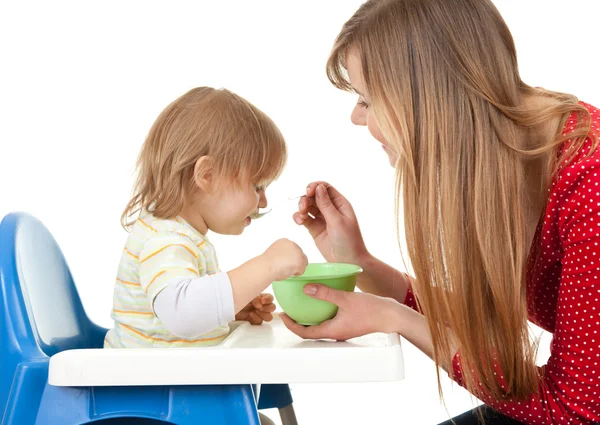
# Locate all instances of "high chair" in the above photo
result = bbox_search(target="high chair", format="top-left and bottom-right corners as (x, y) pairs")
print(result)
(0, 212), (297, 424)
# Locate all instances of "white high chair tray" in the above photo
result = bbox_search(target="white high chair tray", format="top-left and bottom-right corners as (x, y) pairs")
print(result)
(48, 314), (404, 386)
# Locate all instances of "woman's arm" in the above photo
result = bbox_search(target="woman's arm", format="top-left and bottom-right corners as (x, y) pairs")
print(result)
(280, 283), (457, 372)
(352, 253), (411, 304)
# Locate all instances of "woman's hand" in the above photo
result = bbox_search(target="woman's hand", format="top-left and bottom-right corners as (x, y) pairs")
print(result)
(294, 182), (369, 266)
(281, 283), (445, 370)
(280, 284), (402, 341)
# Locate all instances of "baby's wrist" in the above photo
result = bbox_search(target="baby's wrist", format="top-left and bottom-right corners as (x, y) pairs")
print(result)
(258, 252), (278, 282)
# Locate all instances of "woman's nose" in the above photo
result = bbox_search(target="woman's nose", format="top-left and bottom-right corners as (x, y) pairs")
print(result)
(351, 103), (367, 126)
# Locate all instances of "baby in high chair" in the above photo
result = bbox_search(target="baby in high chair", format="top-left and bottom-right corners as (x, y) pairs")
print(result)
(104, 86), (308, 351)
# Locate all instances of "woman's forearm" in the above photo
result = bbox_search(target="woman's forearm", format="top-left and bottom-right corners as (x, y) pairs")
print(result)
(354, 253), (411, 303)
(393, 303), (459, 373)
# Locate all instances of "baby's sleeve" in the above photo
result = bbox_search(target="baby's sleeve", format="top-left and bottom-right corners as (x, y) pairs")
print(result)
(139, 232), (202, 309)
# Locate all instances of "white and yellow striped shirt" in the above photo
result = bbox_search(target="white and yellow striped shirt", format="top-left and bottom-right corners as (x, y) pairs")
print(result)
(104, 214), (229, 348)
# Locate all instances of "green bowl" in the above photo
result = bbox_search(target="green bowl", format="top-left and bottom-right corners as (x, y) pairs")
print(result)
(273, 263), (363, 325)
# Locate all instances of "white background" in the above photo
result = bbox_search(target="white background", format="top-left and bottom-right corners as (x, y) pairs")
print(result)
(1, 1), (599, 423)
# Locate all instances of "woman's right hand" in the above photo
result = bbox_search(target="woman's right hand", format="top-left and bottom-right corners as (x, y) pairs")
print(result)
(293, 182), (369, 266)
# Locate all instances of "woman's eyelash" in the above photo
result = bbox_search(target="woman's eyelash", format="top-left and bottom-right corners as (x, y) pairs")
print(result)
(358, 100), (370, 108)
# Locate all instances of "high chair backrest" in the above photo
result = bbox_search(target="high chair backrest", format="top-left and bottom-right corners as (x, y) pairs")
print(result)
(0, 212), (105, 358)
(0, 214), (81, 414)
(0, 213), (108, 415)
(0, 213), (105, 358)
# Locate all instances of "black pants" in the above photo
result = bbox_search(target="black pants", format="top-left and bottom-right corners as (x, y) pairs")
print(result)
(438, 406), (525, 425)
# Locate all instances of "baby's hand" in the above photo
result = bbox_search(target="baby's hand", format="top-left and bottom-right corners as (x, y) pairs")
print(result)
(263, 238), (308, 281)
(235, 293), (276, 325)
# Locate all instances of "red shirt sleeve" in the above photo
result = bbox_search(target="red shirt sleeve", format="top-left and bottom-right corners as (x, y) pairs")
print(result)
(450, 149), (600, 424)
(403, 281), (421, 312)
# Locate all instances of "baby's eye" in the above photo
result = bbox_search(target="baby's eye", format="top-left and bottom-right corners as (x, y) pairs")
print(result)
(254, 185), (265, 192)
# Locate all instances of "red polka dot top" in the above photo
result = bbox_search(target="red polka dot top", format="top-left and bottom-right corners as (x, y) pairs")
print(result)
(404, 102), (600, 424)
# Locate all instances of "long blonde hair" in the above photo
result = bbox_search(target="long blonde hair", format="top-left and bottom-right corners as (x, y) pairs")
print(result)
(327, 0), (596, 401)
(122, 87), (287, 229)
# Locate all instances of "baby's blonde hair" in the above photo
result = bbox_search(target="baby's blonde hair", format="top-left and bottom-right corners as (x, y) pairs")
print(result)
(122, 87), (287, 229)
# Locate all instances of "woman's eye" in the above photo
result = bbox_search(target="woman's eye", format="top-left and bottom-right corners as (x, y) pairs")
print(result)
(358, 100), (370, 109)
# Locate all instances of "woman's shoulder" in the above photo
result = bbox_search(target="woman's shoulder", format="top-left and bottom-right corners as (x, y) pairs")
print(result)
(555, 101), (600, 176)
(580, 100), (600, 118)
(546, 102), (600, 211)
(577, 100), (600, 137)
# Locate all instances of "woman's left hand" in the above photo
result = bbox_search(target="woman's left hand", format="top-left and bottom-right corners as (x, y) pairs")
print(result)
(280, 284), (401, 340)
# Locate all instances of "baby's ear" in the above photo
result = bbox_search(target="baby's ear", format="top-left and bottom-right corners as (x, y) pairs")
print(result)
(193, 156), (216, 192)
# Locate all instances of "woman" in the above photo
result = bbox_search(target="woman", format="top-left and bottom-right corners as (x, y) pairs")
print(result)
(281, 0), (600, 423)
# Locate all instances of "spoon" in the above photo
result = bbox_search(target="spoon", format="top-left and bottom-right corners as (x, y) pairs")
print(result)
(252, 185), (332, 219)
(251, 194), (305, 219)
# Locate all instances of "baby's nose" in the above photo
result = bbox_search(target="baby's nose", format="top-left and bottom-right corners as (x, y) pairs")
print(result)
(258, 191), (268, 208)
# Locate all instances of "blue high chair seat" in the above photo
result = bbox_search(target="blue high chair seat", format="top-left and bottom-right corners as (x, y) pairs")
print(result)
(0, 212), (296, 425)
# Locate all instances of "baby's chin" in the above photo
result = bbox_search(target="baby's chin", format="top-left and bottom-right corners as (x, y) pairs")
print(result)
(232, 225), (246, 235)
(221, 230), (245, 236)
(211, 224), (246, 236)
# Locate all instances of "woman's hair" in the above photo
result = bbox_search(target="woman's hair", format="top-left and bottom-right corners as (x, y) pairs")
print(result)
(122, 87), (287, 229)
(327, 0), (596, 402)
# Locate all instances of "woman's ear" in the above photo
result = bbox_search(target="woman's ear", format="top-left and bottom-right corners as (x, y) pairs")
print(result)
(193, 156), (215, 193)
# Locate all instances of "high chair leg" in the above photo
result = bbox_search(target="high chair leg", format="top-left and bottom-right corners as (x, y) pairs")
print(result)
(279, 404), (299, 425)
(259, 412), (277, 425)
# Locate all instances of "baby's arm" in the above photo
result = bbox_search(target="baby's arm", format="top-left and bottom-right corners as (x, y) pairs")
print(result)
(154, 274), (234, 338)
(227, 238), (307, 312)
(143, 235), (306, 339)
(139, 233), (234, 338)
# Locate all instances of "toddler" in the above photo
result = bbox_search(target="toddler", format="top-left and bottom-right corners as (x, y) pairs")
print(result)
(104, 87), (308, 349)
